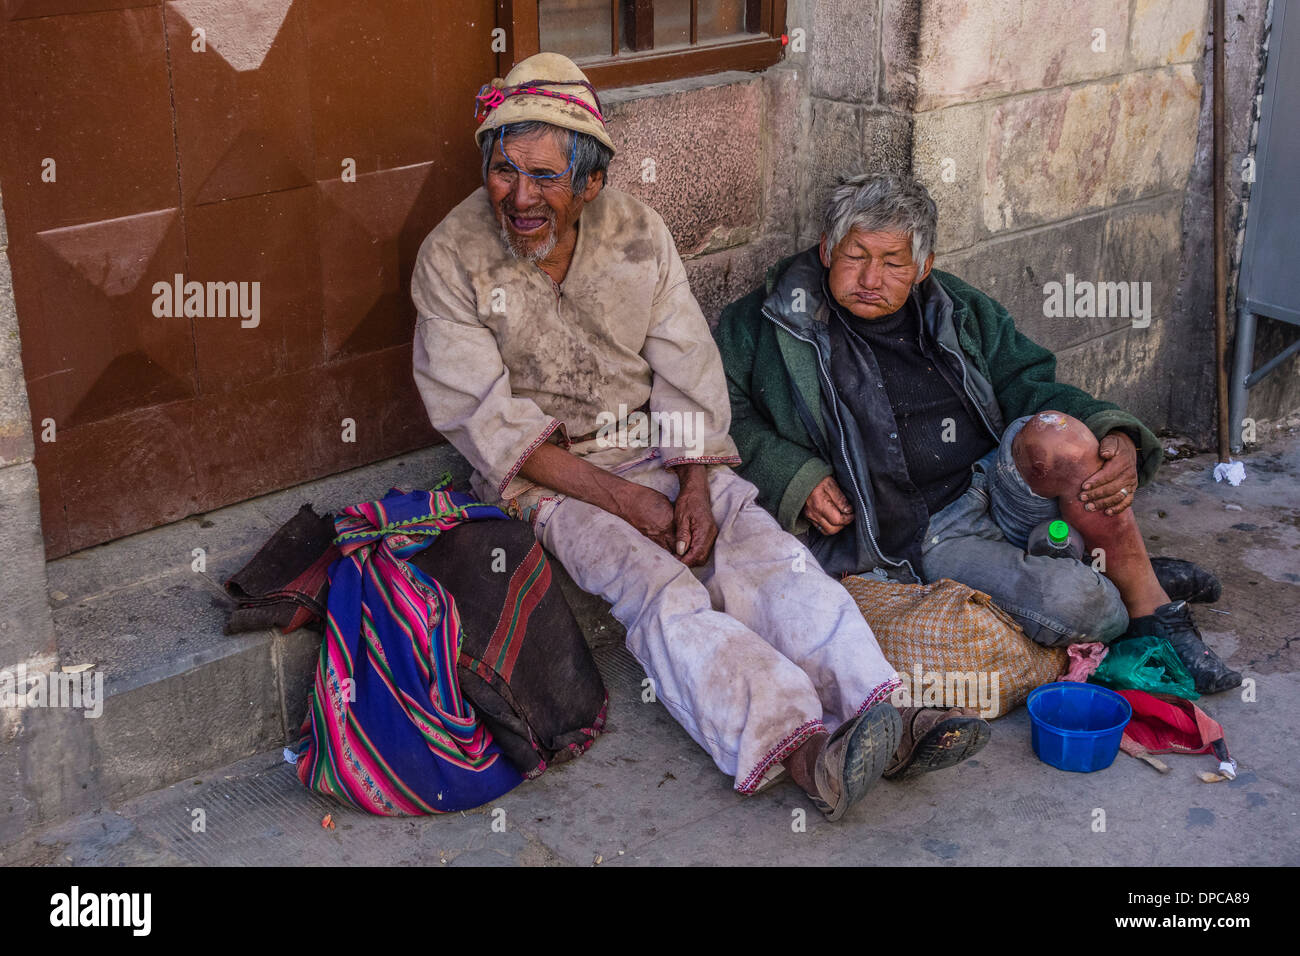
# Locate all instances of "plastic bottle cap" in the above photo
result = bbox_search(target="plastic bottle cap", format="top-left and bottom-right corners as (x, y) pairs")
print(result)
(1048, 520), (1070, 545)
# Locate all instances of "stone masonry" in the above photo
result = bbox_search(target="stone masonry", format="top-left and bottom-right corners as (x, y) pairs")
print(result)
(910, 0), (1209, 430)
(0, 187), (73, 846)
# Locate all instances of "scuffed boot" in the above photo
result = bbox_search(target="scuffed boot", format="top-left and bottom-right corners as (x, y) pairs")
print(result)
(1125, 600), (1242, 694)
(883, 706), (991, 781)
(1150, 557), (1222, 604)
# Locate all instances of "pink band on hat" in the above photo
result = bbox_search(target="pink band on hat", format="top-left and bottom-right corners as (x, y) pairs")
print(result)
(474, 78), (606, 124)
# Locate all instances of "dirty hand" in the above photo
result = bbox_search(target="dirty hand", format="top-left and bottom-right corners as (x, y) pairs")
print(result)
(1080, 431), (1139, 516)
(671, 464), (718, 566)
(803, 474), (855, 535)
(622, 484), (679, 553)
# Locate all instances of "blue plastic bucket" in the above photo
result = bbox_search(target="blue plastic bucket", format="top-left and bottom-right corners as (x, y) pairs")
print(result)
(1027, 682), (1132, 772)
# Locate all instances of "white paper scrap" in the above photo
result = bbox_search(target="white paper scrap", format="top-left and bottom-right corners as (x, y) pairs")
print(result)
(1213, 459), (1246, 486)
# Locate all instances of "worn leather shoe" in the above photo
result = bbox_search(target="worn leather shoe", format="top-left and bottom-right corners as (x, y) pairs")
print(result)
(1151, 557), (1222, 604)
(1125, 600), (1242, 694)
(810, 702), (901, 821)
(884, 706), (991, 780)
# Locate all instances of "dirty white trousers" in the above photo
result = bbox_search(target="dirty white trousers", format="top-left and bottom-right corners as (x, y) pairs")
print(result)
(533, 455), (900, 793)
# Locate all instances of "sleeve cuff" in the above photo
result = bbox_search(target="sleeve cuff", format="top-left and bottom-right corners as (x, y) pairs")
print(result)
(777, 457), (834, 533)
(661, 454), (743, 468)
(497, 418), (567, 498)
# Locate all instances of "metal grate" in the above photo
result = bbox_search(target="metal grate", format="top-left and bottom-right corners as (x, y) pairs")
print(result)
(129, 764), (348, 867)
(593, 641), (647, 694)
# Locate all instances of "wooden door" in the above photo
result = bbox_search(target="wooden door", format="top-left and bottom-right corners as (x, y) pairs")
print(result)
(0, 0), (499, 556)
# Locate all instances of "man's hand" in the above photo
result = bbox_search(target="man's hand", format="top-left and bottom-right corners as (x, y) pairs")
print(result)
(803, 475), (855, 535)
(671, 464), (718, 567)
(620, 483), (678, 553)
(519, 441), (680, 549)
(1080, 431), (1139, 516)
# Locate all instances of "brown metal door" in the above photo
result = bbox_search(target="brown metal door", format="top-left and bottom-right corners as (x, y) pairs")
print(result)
(0, 0), (498, 556)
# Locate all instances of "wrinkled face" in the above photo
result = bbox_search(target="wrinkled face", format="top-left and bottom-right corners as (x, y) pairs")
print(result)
(484, 126), (601, 263)
(820, 227), (934, 320)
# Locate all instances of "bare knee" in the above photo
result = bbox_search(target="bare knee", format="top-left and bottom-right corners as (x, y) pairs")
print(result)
(1012, 411), (1100, 497)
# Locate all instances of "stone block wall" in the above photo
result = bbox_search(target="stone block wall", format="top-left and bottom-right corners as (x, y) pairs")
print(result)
(602, 70), (804, 323)
(909, 0), (1208, 431)
(797, 0), (919, 242)
(0, 189), (65, 846)
(0, 189), (54, 666)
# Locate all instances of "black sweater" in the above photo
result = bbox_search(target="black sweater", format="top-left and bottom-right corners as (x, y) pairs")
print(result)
(828, 290), (996, 560)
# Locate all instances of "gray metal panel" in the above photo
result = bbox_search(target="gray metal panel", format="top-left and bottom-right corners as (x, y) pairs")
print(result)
(1239, 0), (1300, 324)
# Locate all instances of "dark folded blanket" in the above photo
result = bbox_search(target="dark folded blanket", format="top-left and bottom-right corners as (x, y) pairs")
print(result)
(223, 503), (340, 635)
(411, 520), (608, 777)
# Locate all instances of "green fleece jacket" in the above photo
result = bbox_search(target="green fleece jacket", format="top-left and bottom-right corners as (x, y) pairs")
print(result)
(714, 253), (1164, 535)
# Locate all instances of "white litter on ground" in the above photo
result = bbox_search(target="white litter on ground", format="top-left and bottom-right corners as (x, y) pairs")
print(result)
(282, 748), (298, 765)
(1213, 459), (1247, 486)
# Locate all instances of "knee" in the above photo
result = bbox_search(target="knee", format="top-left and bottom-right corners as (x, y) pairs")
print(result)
(1011, 411), (1099, 497)
(1047, 573), (1129, 646)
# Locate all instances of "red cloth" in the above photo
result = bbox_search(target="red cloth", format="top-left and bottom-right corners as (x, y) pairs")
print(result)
(1114, 689), (1228, 759)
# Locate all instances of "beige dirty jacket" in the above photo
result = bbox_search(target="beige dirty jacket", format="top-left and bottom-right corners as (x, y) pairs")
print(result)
(411, 185), (740, 518)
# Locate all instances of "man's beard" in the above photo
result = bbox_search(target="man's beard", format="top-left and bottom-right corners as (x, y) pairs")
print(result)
(497, 204), (558, 262)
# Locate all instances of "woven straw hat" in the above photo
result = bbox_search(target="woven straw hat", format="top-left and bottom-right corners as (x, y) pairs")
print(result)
(474, 52), (615, 154)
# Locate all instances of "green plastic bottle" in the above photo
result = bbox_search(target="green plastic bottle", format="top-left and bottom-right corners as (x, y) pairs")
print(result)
(1026, 519), (1085, 561)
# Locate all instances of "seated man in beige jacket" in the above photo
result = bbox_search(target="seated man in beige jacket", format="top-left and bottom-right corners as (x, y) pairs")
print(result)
(410, 53), (987, 820)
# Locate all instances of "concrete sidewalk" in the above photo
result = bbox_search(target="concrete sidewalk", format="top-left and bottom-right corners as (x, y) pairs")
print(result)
(4, 431), (1298, 866)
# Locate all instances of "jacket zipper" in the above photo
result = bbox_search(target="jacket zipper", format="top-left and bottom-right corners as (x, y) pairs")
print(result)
(760, 306), (912, 577)
(935, 335), (1000, 443)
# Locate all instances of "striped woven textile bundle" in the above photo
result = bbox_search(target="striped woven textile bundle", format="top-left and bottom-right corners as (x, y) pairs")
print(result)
(295, 484), (524, 814)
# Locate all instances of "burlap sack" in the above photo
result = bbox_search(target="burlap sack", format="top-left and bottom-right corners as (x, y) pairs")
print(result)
(842, 575), (1067, 719)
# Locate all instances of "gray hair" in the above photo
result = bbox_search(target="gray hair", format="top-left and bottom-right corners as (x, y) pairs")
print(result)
(480, 120), (613, 196)
(822, 173), (938, 268)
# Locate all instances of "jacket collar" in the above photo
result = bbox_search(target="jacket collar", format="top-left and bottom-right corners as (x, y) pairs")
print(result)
(760, 247), (829, 335)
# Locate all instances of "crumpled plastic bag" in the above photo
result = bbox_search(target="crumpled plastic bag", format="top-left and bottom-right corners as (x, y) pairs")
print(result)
(1213, 459), (1246, 486)
(1060, 641), (1108, 682)
(1089, 636), (1200, 700)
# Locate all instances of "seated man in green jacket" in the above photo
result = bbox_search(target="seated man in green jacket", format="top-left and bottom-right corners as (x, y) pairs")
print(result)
(714, 172), (1240, 694)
